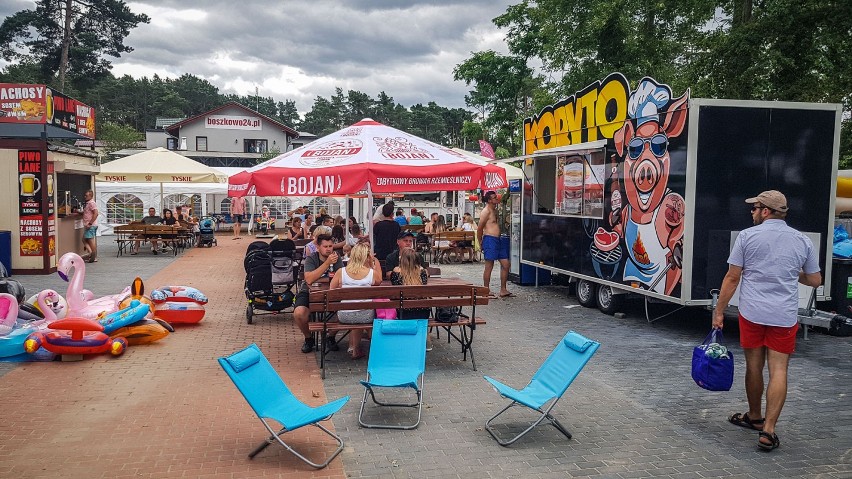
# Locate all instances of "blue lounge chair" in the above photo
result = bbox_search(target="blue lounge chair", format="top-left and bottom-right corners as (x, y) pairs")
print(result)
(218, 343), (349, 469)
(358, 319), (429, 429)
(483, 330), (600, 446)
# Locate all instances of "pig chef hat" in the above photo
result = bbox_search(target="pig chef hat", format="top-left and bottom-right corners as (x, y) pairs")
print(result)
(628, 78), (672, 126)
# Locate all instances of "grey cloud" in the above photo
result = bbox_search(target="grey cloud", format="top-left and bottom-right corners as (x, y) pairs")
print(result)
(55, 0), (515, 110)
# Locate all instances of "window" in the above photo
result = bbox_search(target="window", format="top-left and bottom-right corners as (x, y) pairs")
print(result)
(261, 197), (291, 220)
(166, 137), (177, 150)
(106, 194), (143, 224)
(244, 139), (268, 153)
(306, 197), (340, 217)
(162, 194), (200, 217)
(196, 136), (208, 151)
(220, 198), (231, 215)
(531, 147), (606, 218)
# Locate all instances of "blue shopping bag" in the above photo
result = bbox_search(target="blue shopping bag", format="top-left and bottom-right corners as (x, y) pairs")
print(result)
(691, 329), (734, 391)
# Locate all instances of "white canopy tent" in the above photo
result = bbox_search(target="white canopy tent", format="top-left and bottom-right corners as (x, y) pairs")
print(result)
(95, 148), (227, 235)
(96, 166), (343, 235)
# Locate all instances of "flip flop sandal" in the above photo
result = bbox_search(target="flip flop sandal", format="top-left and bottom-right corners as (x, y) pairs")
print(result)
(758, 431), (780, 451)
(729, 412), (765, 430)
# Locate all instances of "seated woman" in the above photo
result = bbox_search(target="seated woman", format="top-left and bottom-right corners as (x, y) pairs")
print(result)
(457, 212), (476, 262)
(390, 248), (432, 350)
(329, 243), (383, 359)
(331, 225), (347, 256)
(289, 216), (305, 240)
(162, 209), (177, 226)
(159, 209), (178, 251)
(305, 225), (332, 256)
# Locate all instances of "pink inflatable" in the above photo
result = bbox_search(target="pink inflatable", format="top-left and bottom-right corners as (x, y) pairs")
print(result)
(58, 253), (129, 320)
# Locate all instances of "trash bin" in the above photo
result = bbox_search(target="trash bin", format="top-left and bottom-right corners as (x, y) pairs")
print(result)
(0, 230), (10, 276)
(828, 258), (852, 316)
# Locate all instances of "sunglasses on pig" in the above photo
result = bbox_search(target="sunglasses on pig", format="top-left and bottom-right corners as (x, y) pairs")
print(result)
(628, 134), (669, 159)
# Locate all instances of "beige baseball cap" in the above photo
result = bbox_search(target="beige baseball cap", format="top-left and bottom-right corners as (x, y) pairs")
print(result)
(745, 190), (788, 212)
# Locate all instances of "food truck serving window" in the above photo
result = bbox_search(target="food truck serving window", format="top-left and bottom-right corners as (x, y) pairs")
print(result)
(534, 148), (606, 219)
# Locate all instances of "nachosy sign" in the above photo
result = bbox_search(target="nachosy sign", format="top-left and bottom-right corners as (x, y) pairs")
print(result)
(0, 83), (96, 139)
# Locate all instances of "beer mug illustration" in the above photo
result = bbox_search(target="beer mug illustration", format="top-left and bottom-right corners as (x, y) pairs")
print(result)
(19, 174), (41, 197)
(45, 88), (54, 124)
(47, 174), (54, 197)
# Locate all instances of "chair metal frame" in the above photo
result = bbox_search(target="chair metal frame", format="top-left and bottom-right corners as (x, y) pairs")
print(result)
(358, 319), (429, 430)
(483, 330), (600, 446)
(218, 343), (349, 469)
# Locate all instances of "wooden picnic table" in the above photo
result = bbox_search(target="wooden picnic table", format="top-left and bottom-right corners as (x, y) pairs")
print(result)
(307, 277), (489, 378)
(113, 223), (192, 256)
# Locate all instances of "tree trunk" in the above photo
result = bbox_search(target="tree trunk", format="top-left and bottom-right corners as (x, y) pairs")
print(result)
(58, 0), (73, 90)
(733, 0), (753, 26)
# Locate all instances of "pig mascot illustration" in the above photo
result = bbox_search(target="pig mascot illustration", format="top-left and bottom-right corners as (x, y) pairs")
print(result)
(609, 78), (689, 295)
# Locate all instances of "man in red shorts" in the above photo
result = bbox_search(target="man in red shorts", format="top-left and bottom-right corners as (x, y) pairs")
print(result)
(712, 190), (821, 451)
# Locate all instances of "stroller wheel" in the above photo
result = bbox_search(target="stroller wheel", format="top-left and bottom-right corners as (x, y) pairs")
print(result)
(246, 304), (253, 324)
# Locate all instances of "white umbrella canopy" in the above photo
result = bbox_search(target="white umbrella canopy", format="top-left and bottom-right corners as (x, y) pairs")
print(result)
(228, 118), (507, 197)
(96, 147), (228, 184)
(451, 148), (524, 181)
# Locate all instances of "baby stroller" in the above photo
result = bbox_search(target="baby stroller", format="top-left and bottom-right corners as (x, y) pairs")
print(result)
(197, 217), (217, 247)
(244, 239), (302, 324)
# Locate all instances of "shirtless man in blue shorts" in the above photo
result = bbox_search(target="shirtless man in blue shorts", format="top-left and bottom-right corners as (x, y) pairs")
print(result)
(477, 190), (512, 298)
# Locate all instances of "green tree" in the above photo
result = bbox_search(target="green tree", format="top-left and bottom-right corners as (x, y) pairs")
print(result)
(277, 100), (300, 128)
(259, 145), (281, 164)
(492, 0), (714, 97)
(454, 50), (540, 154)
(169, 74), (221, 116)
(300, 96), (339, 136)
(98, 121), (142, 160)
(0, 0), (149, 91)
(461, 120), (485, 148)
(346, 90), (375, 124)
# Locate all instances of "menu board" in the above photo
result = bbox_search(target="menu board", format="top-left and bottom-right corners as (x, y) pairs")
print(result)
(18, 150), (54, 257)
(0, 83), (96, 139)
(555, 151), (606, 218)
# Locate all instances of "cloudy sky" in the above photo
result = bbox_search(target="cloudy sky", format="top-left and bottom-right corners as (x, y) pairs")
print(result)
(2, 0), (516, 114)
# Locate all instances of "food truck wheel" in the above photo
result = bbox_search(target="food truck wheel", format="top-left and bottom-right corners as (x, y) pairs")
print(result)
(576, 279), (597, 308)
(596, 285), (624, 315)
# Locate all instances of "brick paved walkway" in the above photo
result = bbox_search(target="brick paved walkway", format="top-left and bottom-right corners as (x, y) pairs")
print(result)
(0, 235), (343, 479)
(1, 235), (850, 478)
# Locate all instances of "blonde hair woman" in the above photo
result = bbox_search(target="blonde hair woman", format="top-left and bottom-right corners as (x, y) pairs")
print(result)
(330, 243), (382, 359)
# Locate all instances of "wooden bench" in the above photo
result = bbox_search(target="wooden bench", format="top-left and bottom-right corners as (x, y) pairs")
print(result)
(113, 224), (146, 256)
(431, 231), (475, 264)
(308, 283), (489, 378)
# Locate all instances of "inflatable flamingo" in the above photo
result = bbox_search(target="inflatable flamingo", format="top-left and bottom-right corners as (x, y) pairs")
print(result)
(26, 289), (68, 321)
(58, 253), (128, 320)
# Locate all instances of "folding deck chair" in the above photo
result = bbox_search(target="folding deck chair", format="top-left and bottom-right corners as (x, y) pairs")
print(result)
(483, 330), (600, 446)
(218, 343), (350, 469)
(359, 319), (429, 429)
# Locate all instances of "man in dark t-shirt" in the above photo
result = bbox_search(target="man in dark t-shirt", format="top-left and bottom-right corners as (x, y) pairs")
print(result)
(293, 234), (345, 353)
(134, 207), (162, 254)
(373, 203), (400, 259)
(384, 230), (427, 279)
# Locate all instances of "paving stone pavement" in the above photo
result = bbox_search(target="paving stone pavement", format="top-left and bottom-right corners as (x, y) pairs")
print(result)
(0, 237), (849, 478)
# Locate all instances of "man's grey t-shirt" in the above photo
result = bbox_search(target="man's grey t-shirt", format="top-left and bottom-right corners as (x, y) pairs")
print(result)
(300, 252), (344, 291)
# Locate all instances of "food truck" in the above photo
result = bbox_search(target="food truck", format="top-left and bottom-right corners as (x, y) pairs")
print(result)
(519, 72), (842, 315)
